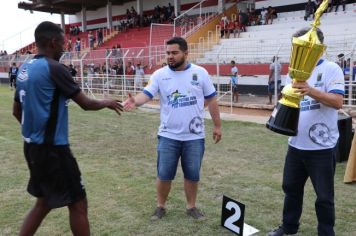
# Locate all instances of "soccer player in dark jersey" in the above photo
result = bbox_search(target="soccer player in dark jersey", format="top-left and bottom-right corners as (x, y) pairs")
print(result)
(12, 21), (123, 236)
(9, 62), (18, 89)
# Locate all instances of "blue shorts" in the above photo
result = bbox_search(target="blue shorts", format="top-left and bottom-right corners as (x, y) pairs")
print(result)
(157, 136), (205, 182)
(268, 81), (281, 94)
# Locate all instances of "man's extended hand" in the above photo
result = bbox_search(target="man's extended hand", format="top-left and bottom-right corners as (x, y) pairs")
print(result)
(107, 99), (123, 116)
(123, 93), (136, 111)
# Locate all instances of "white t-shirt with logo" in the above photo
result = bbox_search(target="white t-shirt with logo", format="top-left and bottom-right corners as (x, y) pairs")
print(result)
(144, 64), (217, 141)
(286, 59), (345, 150)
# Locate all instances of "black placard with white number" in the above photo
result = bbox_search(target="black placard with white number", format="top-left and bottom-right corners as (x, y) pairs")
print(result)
(221, 195), (245, 235)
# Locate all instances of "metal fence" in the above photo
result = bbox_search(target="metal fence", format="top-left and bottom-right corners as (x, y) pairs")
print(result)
(1, 45), (356, 110)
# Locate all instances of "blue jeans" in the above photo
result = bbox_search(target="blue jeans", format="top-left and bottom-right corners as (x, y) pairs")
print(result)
(156, 136), (205, 181)
(282, 146), (336, 236)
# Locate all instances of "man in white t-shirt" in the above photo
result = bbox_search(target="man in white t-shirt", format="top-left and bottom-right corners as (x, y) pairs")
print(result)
(123, 37), (222, 221)
(268, 28), (344, 236)
(268, 56), (282, 105)
(230, 60), (239, 103)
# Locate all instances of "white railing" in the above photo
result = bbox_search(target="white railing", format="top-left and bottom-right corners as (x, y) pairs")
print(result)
(2, 48), (356, 109)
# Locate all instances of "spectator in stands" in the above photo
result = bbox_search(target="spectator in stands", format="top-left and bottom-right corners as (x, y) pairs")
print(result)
(69, 64), (77, 78)
(116, 62), (124, 75)
(227, 18), (235, 38)
(88, 31), (95, 50)
(66, 38), (72, 52)
(122, 37), (221, 221)
(112, 46), (118, 58)
(233, 18), (241, 38)
(315, 0), (322, 11)
(268, 27), (344, 236)
(261, 7), (268, 24)
(105, 48), (110, 57)
(267, 56), (282, 105)
(126, 61), (135, 87)
(87, 64), (95, 89)
(327, 0), (333, 12)
(116, 44), (123, 59)
(334, 0), (347, 12)
(97, 29), (103, 47)
(266, 6), (277, 24)
(126, 8), (131, 19)
(134, 62), (145, 90)
(304, 0), (316, 21)
(75, 37), (81, 58)
(220, 14), (228, 38)
(337, 53), (346, 70)
(239, 10), (248, 32)
(168, 3), (174, 17)
(9, 62), (18, 89)
(15, 51), (20, 59)
(13, 21), (123, 236)
(230, 60), (239, 103)
(343, 58), (356, 81)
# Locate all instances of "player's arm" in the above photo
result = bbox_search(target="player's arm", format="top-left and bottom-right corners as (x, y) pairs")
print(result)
(292, 81), (343, 109)
(12, 101), (21, 123)
(53, 64), (123, 114)
(72, 91), (122, 112)
(205, 95), (222, 143)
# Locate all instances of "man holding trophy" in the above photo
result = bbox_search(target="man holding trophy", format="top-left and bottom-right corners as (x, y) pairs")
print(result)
(267, 1), (345, 236)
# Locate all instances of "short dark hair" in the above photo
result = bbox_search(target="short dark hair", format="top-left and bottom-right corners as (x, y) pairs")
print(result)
(166, 37), (188, 52)
(292, 27), (324, 43)
(35, 21), (64, 49)
(231, 60), (235, 64)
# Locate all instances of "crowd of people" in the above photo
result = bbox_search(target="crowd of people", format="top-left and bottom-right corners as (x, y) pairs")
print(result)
(218, 6), (278, 38)
(305, 0), (349, 21)
(0, 50), (8, 56)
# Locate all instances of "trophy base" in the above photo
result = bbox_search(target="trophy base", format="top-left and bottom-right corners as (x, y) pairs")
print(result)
(266, 102), (300, 136)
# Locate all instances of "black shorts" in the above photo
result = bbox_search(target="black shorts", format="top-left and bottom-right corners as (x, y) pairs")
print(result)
(232, 85), (239, 93)
(24, 143), (86, 209)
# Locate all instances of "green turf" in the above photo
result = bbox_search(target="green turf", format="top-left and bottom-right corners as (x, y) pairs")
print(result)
(0, 85), (355, 236)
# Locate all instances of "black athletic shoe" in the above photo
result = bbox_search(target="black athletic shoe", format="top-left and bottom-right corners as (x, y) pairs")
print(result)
(267, 226), (297, 236)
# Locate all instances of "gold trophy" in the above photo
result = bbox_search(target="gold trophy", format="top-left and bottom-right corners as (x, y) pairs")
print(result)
(266, 0), (329, 136)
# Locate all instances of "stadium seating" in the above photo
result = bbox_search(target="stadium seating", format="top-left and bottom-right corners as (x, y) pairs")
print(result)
(197, 3), (356, 65)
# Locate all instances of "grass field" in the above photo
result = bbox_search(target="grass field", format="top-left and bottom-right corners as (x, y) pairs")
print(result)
(0, 85), (355, 236)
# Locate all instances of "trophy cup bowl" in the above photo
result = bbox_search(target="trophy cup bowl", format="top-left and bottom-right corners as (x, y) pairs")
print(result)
(266, 0), (328, 136)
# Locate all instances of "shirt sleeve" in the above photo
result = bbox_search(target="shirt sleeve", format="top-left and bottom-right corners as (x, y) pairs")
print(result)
(49, 61), (81, 98)
(326, 63), (345, 96)
(202, 70), (217, 99)
(143, 71), (159, 98)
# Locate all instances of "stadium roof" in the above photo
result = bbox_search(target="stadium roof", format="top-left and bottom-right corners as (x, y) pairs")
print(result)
(18, 0), (133, 15)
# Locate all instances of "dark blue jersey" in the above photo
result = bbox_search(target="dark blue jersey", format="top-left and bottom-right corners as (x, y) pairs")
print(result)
(9, 66), (18, 77)
(14, 55), (80, 145)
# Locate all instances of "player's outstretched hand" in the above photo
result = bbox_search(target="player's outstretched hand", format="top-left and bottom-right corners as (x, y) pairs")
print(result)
(123, 93), (136, 111)
(107, 99), (123, 116)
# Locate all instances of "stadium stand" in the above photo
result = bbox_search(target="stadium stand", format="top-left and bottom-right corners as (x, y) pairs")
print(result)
(1, 0), (356, 106)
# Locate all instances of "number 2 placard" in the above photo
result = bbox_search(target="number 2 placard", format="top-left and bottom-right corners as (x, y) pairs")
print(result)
(221, 195), (245, 235)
